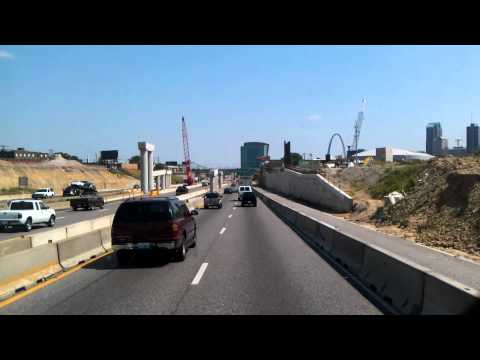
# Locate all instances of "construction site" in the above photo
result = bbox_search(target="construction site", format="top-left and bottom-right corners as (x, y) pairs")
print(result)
(258, 99), (480, 262)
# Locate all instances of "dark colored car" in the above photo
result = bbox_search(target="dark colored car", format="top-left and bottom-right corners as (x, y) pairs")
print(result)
(241, 191), (257, 207)
(204, 192), (222, 209)
(176, 185), (189, 195)
(223, 187), (233, 194)
(111, 197), (198, 262)
(70, 194), (105, 211)
(63, 185), (81, 197)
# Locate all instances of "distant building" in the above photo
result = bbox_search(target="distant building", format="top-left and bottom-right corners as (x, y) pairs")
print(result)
(466, 123), (480, 154)
(375, 147), (393, 162)
(0, 147), (49, 161)
(240, 142), (269, 176)
(426, 122), (443, 155)
(357, 148), (434, 162)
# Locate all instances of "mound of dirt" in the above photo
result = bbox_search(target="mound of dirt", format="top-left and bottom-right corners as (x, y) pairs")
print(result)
(373, 156), (480, 256)
(0, 155), (138, 192)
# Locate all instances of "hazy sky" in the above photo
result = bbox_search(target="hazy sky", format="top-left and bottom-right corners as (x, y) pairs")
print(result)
(1, 45), (478, 167)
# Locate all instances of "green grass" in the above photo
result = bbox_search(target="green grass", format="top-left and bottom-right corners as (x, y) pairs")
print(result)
(368, 163), (426, 199)
(0, 187), (35, 195)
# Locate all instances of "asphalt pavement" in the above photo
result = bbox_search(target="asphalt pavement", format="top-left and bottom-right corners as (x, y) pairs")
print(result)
(0, 193), (381, 315)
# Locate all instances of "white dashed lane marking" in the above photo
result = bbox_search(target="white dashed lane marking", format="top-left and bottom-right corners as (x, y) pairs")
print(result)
(219, 227), (226, 235)
(191, 263), (209, 285)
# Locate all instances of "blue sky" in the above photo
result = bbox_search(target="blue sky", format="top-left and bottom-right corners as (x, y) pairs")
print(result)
(1, 45), (478, 167)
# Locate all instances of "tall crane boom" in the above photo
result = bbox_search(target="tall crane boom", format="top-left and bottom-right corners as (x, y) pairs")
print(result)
(352, 98), (366, 163)
(182, 116), (194, 185)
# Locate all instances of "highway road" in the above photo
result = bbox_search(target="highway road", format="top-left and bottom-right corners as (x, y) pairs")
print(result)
(0, 188), (181, 242)
(0, 193), (381, 315)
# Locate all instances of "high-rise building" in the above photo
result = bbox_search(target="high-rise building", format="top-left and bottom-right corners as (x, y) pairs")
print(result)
(426, 122), (442, 155)
(240, 142), (269, 176)
(466, 123), (480, 154)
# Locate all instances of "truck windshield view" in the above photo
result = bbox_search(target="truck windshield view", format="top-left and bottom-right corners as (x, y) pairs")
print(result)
(1, 43), (479, 317)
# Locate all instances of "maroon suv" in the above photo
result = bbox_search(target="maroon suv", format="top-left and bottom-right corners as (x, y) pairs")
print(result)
(111, 197), (198, 262)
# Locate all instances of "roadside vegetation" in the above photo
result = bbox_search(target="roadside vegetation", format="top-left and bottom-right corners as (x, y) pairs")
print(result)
(368, 162), (427, 199)
(0, 187), (36, 195)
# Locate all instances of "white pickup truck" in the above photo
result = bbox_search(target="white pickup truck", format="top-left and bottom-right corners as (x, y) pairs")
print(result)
(0, 200), (56, 232)
(32, 188), (55, 199)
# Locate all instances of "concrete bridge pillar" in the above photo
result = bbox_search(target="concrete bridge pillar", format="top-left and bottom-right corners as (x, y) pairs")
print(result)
(138, 142), (155, 193)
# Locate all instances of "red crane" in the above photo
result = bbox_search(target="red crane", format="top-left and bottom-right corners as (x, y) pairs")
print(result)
(182, 116), (194, 185)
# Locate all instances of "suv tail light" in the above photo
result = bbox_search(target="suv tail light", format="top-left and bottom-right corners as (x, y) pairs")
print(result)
(171, 223), (179, 233)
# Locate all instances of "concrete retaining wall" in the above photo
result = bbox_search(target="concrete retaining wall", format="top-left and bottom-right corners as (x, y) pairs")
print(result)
(262, 168), (353, 213)
(255, 187), (480, 315)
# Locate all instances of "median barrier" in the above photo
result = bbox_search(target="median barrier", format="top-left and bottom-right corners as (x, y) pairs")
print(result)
(29, 227), (68, 247)
(57, 230), (105, 269)
(316, 221), (335, 252)
(422, 271), (480, 315)
(0, 236), (31, 257)
(330, 230), (365, 276)
(65, 219), (94, 239)
(281, 206), (298, 226)
(359, 244), (427, 314)
(100, 228), (112, 251)
(0, 244), (62, 300)
(295, 214), (319, 241)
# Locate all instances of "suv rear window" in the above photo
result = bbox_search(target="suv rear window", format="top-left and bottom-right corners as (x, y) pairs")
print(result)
(115, 202), (172, 223)
(206, 193), (219, 198)
(11, 202), (34, 210)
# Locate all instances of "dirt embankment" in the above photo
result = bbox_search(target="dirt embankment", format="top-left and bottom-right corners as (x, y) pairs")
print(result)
(374, 157), (480, 257)
(326, 158), (480, 261)
(0, 157), (138, 192)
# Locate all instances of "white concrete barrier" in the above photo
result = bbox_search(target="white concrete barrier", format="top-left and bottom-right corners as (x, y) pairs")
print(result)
(0, 244), (62, 300)
(422, 271), (480, 315)
(330, 230), (366, 276)
(359, 244), (427, 314)
(29, 227), (68, 247)
(0, 236), (31, 257)
(57, 231), (106, 269)
(316, 221), (335, 252)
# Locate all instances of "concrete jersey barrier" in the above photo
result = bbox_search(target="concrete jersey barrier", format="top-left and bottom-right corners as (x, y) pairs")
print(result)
(255, 186), (480, 315)
(0, 244), (62, 300)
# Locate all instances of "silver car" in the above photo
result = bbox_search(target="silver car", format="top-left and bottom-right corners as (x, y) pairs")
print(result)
(204, 192), (223, 209)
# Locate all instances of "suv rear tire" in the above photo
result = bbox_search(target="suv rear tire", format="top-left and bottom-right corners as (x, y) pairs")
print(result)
(173, 236), (187, 262)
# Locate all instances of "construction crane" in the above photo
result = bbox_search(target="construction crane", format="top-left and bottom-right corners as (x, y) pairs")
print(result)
(182, 116), (195, 185)
(351, 98), (366, 164)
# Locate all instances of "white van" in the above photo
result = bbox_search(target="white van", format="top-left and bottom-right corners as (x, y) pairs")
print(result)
(238, 185), (252, 201)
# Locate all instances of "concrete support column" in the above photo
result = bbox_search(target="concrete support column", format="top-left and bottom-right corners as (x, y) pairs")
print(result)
(148, 151), (153, 192)
(160, 174), (165, 190)
(138, 142), (155, 194)
(156, 175), (160, 192)
(141, 150), (148, 192)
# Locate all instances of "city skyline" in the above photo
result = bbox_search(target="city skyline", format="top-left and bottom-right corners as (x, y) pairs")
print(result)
(3, 45), (480, 166)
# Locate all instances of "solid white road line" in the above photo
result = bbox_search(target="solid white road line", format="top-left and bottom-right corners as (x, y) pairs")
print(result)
(56, 217), (65, 220)
(191, 263), (209, 285)
(219, 227), (226, 235)
(228, 214), (232, 218)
